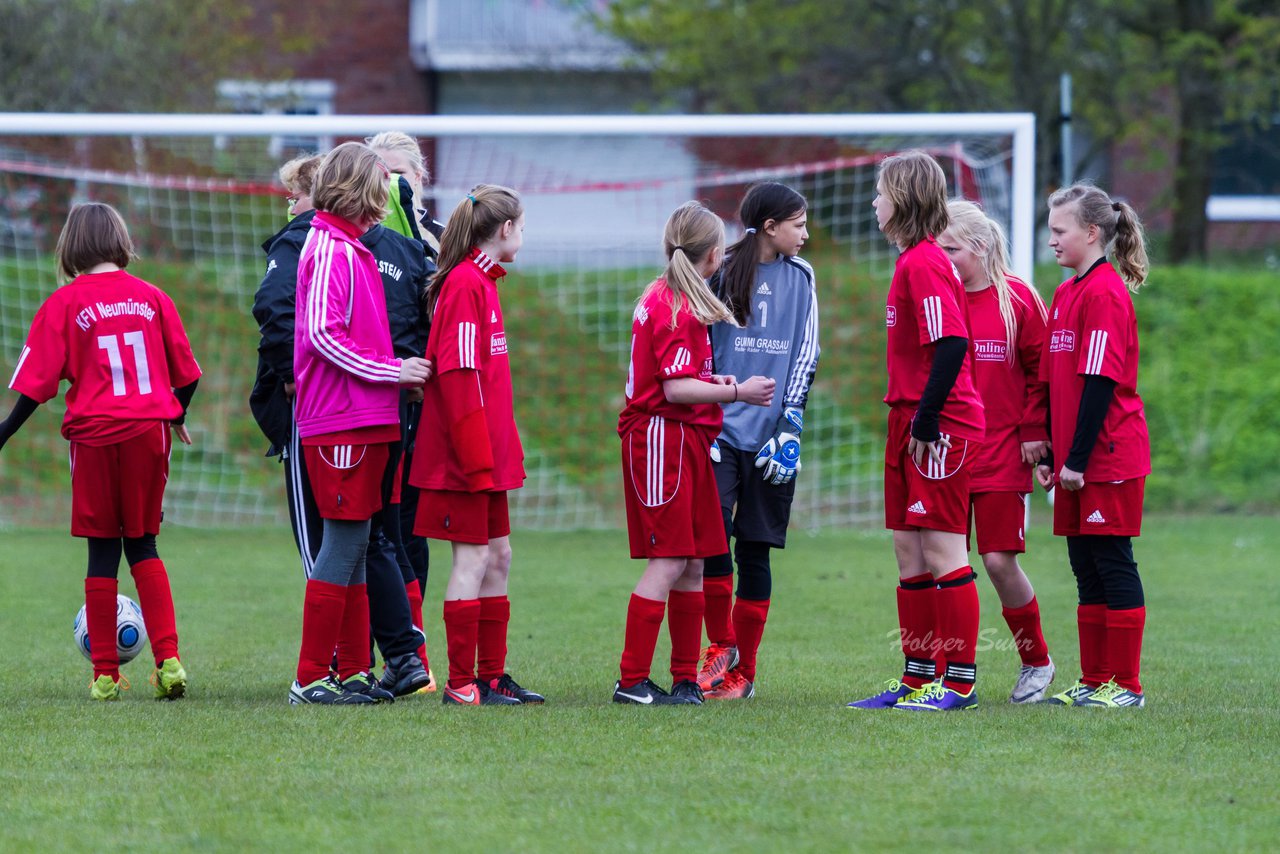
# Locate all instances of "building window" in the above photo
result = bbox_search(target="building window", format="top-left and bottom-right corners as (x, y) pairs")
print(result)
(216, 80), (336, 158)
(1209, 117), (1280, 222)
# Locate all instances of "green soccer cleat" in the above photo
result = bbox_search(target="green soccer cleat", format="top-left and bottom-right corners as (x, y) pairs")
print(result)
(1075, 679), (1145, 708)
(1044, 680), (1098, 706)
(90, 674), (127, 701)
(151, 657), (188, 700)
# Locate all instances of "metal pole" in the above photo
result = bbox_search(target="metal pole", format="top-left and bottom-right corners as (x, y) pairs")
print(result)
(1060, 73), (1074, 185)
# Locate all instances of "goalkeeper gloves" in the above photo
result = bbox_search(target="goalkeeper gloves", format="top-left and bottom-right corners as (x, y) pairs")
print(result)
(710, 439), (722, 464)
(754, 406), (803, 486)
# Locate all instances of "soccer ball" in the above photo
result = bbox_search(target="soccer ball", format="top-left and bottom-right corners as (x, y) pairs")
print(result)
(73, 595), (148, 664)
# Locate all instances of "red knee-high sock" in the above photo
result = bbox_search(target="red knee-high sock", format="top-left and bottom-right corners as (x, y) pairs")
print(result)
(1077, 604), (1110, 687)
(335, 583), (370, 680)
(477, 595), (510, 684)
(129, 558), (179, 665)
(85, 577), (120, 681)
(619, 593), (665, 687)
(404, 580), (429, 670)
(703, 574), (736, 647)
(666, 590), (705, 684)
(297, 579), (348, 685)
(896, 573), (938, 688)
(936, 567), (980, 694)
(1107, 606), (1145, 693)
(442, 598), (481, 689)
(731, 597), (770, 682)
(1002, 596), (1051, 668)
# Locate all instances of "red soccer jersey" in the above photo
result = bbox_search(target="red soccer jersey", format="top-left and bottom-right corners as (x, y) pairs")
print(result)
(618, 281), (722, 438)
(966, 275), (1049, 492)
(1040, 261), (1150, 482)
(883, 238), (985, 441)
(412, 249), (525, 492)
(9, 270), (201, 445)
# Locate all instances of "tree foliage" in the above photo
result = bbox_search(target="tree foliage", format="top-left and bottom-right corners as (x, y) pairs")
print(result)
(0, 0), (260, 112)
(595, 0), (1280, 258)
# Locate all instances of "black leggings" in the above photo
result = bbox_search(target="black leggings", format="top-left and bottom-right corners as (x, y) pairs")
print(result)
(1067, 535), (1144, 610)
(86, 535), (160, 578)
(704, 506), (773, 600)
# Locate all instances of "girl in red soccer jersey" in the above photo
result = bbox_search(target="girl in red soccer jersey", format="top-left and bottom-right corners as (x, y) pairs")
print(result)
(410, 184), (544, 706)
(0, 202), (201, 701)
(699, 182), (820, 701)
(845, 151), (986, 712)
(614, 201), (776, 706)
(289, 142), (432, 706)
(1037, 184), (1151, 709)
(938, 199), (1055, 703)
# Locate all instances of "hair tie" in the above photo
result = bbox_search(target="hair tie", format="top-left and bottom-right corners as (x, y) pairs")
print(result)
(744, 227), (757, 234)
(672, 245), (686, 253)
(467, 193), (477, 204)
(1112, 202), (1122, 212)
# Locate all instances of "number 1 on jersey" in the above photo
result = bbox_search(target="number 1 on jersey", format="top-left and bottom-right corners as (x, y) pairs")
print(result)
(98, 331), (152, 396)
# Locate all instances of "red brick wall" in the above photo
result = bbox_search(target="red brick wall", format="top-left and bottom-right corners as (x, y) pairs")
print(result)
(235, 0), (432, 115)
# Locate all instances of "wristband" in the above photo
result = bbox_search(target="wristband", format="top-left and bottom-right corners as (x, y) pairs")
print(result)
(732, 383), (738, 403)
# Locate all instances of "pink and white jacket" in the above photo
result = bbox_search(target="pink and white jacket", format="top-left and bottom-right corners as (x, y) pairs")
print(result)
(294, 211), (402, 438)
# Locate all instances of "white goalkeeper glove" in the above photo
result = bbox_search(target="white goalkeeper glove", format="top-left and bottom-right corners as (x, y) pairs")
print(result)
(710, 439), (722, 464)
(754, 406), (803, 486)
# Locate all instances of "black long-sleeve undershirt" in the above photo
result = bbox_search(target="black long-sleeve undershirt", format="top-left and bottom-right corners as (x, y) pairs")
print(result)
(911, 336), (968, 443)
(171, 378), (200, 426)
(0, 394), (40, 450)
(1064, 375), (1117, 472)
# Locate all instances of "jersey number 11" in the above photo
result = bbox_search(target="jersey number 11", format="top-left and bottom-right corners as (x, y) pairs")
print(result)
(98, 332), (152, 397)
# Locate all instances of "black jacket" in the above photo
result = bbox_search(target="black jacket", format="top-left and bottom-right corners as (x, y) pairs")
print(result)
(248, 212), (434, 455)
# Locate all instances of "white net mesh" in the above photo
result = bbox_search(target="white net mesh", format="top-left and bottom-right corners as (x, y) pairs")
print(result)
(0, 120), (1021, 530)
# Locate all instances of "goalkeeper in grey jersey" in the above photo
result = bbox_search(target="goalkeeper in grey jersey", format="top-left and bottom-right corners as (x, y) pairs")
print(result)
(699, 183), (820, 700)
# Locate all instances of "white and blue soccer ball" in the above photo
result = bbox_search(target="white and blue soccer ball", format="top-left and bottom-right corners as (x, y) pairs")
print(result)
(73, 594), (148, 664)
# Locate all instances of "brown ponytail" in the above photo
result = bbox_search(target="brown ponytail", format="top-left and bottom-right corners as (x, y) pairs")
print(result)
(425, 184), (522, 317)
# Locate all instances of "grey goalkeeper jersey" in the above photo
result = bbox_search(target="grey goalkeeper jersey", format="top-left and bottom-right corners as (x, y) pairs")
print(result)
(711, 255), (820, 451)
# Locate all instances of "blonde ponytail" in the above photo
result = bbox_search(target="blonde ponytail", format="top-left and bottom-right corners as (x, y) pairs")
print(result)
(1112, 201), (1150, 290)
(649, 201), (733, 328)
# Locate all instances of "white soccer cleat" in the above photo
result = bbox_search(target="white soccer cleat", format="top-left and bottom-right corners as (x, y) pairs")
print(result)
(1010, 657), (1055, 704)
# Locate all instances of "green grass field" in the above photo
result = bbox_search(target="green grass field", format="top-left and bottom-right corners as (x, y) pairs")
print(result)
(1, 512), (1277, 851)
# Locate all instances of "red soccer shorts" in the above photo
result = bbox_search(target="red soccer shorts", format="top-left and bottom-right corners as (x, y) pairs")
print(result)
(970, 491), (1028, 554)
(69, 422), (170, 538)
(884, 408), (978, 535)
(390, 453), (404, 506)
(622, 417), (726, 559)
(303, 441), (391, 521)
(1053, 477), (1145, 537)
(415, 489), (510, 545)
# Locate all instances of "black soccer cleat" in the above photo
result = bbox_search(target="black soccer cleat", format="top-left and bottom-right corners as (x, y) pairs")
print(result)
(668, 680), (704, 705)
(612, 678), (676, 706)
(477, 679), (523, 705)
(340, 672), (395, 703)
(289, 677), (376, 706)
(378, 653), (431, 697)
(488, 673), (546, 704)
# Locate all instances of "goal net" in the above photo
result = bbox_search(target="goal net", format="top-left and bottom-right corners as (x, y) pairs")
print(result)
(0, 113), (1034, 530)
